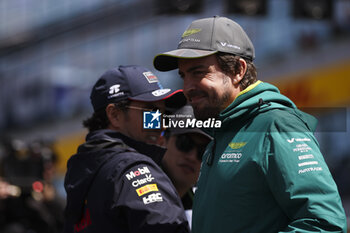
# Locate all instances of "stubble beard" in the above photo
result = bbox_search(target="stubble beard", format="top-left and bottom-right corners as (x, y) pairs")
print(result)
(192, 90), (231, 121)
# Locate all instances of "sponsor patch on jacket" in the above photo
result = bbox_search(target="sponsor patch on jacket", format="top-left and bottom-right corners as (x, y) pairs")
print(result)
(136, 184), (158, 196)
(131, 174), (154, 187)
(228, 142), (246, 149)
(285, 136), (324, 175)
(293, 143), (312, 153)
(286, 137), (311, 143)
(219, 141), (246, 163)
(143, 192), (163, 204)
(219, 153), (242, 163)
(125, 166), (151, 180)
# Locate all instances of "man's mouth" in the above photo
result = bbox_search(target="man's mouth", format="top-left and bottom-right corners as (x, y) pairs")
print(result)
(187, 90), (207, 104)
(190, 95), (206, 104)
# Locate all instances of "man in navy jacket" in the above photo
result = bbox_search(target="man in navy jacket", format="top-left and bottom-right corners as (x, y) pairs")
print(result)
(63, 65), (189, 233)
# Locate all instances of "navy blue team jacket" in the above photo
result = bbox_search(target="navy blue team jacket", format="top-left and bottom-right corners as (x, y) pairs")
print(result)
(63, 129), (189, 233)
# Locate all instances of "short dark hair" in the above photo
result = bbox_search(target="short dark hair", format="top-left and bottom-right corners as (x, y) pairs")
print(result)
(83, 100), (130, 132)
(216, 52), (257, 90)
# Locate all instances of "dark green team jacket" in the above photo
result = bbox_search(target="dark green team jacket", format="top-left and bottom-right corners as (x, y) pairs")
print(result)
(192, 81), (347, 233)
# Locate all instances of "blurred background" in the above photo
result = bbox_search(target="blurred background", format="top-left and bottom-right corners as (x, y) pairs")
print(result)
(0, 0), (349, 232)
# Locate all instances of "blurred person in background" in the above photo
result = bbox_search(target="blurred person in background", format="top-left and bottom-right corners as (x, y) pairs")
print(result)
(0, 137), (64, 233)
(161, 104), (212, 229)
(63, 65), (189, 233)
(154, 16), (347, 233)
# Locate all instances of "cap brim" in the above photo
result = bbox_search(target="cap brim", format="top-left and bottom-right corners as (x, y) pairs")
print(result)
(154, 49), (218, 71)
(170, 127), (213, 140)
(129, 89), (186, 108)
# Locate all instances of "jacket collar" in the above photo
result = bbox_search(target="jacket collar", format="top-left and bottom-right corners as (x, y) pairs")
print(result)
(86, 129), (165, 165)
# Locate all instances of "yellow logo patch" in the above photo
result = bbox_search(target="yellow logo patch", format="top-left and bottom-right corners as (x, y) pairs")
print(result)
(228, 142), (247, 149)
(182, 29), (201, 38)
(136, 184), (158, 196)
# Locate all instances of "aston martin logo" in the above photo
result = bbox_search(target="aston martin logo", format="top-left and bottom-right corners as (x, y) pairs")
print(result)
(182, 29), (201, 38)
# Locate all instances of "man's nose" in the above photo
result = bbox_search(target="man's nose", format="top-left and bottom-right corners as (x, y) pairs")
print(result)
(184, 147), (198, 161)
(183, 77), (196, 98)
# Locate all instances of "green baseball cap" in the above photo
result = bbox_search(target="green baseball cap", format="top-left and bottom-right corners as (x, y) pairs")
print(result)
(153, 16), (255, 72)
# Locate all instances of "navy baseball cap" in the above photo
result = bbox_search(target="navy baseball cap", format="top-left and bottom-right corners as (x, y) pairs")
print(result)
(154, 16), (255, 71)
(90, 65), (186, 112)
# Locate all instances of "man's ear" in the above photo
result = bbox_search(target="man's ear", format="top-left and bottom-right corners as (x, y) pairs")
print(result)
(106, 103), (122, 128)
(232, 58), (247, 85)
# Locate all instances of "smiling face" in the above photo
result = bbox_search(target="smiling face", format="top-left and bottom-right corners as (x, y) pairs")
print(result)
(178, 54), (242, 120)
(107, 100), (165, 145)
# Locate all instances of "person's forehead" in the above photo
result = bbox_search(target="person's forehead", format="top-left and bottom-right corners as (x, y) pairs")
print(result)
(178, 55), (219, 75)
(178, 54), (217, 67)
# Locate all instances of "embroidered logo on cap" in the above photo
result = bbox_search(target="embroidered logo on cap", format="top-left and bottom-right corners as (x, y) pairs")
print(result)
(108, 84), (124, 99)
(109, 84), (120, 94)
(152, 89), (171, 97)
(143, 71), (158, 83)
(182, 28), (201, 38)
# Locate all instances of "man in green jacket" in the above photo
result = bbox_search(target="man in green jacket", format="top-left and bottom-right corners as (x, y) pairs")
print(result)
(153, 16), (347, 233)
